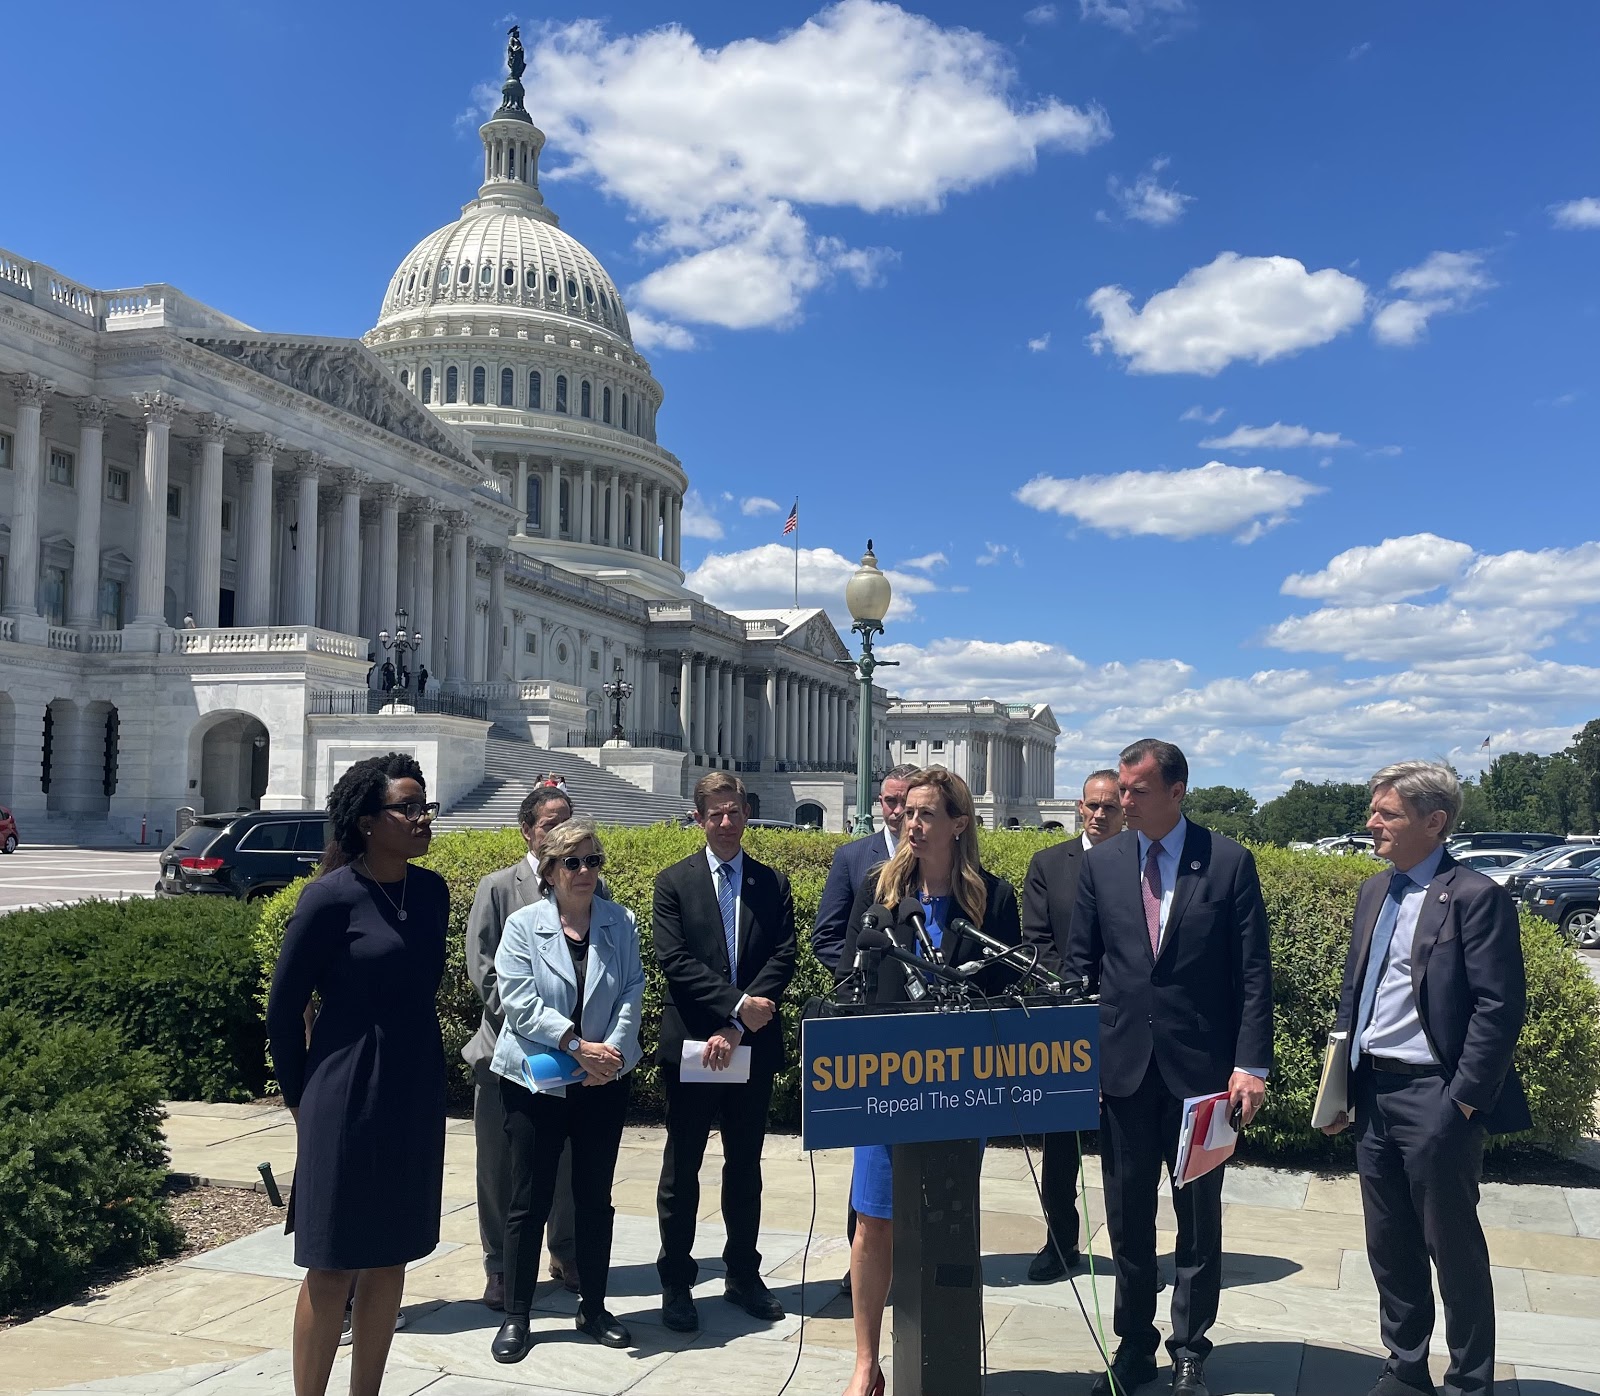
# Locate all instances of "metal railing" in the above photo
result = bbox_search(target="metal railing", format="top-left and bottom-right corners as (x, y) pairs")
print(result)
(310, 689), (490, 721)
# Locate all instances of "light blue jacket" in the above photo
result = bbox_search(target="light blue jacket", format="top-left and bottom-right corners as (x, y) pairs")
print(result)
(490, 893), (646, 1095)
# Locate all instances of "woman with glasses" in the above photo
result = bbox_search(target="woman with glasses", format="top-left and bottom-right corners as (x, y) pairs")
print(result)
(266, 753), (449, 1396)
(488, 816), (645, 1363)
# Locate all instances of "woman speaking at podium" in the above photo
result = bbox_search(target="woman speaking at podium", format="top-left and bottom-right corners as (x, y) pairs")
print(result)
(834, 767), (1021, 1396)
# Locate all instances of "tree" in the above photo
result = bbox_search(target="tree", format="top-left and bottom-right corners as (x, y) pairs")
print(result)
(1257, 780), (1370, 846)
(1564, 718), (1600, 834)
(1184, 785), (1259, 842)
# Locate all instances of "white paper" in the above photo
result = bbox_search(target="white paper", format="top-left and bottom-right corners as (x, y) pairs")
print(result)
(1203, 1102), (1238, 1151)
(680, 1040), (753, 1084)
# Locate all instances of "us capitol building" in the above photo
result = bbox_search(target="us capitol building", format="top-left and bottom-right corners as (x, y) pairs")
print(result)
(0, 38), (1067, 840)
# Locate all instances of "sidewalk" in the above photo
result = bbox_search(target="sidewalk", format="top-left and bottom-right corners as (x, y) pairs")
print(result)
(3, 1102), (1599, 1395)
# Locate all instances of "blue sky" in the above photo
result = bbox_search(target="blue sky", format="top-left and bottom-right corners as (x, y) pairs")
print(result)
(9, 1), (1599, 797)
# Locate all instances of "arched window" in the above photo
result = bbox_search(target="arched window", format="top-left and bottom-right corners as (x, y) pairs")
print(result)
(502, 265), (515, 286)
(524, 265), (537, 289)
(458, 264), (471, 285)
(422, 267), (431, 288)
(471, 366), (486, 404)
(445, 366), (459, 403)
(499, 367), (514, 405)
(566, 276), (578, 300)
(621, 393), (629, 432)
(583, 283), (595, 305)
(399, 368), (409, 391)
(546, 271), (559, 294)
(420, 367), (433, 403)
(528, 371), (542, 409)
(406, 271), (416, 292)
(526, 475), (541, 529)
(580, 381), (592, 418)
(559, 480), (570, 534)
(602, 386), (612, 424)
(624, 497), (633, 549)
(555, 375), (568, 413)
(479, 263), (493, 285)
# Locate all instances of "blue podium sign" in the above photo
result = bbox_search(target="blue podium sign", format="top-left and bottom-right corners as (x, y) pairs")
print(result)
(801, 1003), (1100, 1150)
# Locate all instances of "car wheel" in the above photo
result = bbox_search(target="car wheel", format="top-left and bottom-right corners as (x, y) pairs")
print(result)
(1561, 907), (1600, 950)
(1, 835), (16, 854)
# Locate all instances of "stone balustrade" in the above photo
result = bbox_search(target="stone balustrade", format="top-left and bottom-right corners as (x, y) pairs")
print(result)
(167, 626), (366, 659)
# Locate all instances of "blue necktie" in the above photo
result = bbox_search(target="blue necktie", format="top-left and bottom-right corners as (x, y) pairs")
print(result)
(1351, 872), (1413, 1066)
(716, 862), (738, 982)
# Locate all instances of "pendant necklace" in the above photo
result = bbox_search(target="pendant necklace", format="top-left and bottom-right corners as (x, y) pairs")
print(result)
(363, 859), (409, 921)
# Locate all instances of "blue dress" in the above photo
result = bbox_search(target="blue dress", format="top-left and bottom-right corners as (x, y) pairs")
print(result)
(849, 895), (950, 1220)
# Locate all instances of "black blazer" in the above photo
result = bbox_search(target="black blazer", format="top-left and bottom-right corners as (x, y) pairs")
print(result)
(651, 849), (798, 1075)
(1068, 822), (1274, 1100)
(812, 830), (893, 972)
(1021, 837), (1089, 975)
(1334, 849), (1530, 1135)
(837, 865), (1022, 1003)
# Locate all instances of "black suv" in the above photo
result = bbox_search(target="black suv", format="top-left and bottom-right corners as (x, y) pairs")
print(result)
(1525, 875), (1600, 949)
(156, 810), (330, 902)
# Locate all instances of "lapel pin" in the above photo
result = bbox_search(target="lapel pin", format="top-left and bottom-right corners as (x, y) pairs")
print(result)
(1190, 861), (1201, 871)
(1438, 892), (1448, 903)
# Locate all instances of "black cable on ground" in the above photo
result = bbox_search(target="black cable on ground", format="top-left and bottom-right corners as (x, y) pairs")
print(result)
(773, 1144), (820, 1396)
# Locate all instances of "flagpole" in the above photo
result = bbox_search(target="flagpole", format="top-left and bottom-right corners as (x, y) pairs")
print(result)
(793, 497), (799, 607)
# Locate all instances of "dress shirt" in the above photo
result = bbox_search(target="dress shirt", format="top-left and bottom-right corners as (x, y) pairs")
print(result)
(525, 851), (540, 878)
(1359, 842), (1445, 1065)
(883, 827), (897, 859)
(704, 844), (750, 1030)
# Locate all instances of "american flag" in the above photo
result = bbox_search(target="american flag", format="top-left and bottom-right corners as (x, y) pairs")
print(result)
(1481, 736), (1491, 749)
(783, 501), (798, 535)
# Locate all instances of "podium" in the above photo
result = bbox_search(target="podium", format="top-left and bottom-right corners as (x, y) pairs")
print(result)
(802, 1001), (1100, 1396)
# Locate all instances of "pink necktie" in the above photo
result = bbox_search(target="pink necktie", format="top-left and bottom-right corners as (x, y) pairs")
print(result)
(1142, 842), (1163, 955)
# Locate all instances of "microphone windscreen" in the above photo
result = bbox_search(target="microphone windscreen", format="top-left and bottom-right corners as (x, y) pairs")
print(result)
(895, 895), (924, 923)
(947, 914), (978, 938)
(865, 903), (895, 928)
(857, 925), (893, 950)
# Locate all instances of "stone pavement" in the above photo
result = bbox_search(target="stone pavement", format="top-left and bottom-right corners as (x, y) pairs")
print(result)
(4, 1102), (1600, 1396)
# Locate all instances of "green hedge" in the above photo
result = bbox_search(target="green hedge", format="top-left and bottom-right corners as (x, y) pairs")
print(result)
(0, 1010), (180, 1313)
(0, 897), (267, 1102)
(255, 830), (1600, 1154)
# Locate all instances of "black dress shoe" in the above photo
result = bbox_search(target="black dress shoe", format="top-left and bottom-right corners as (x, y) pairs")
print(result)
(1089, 1347), (1158, 1396)
(1027, 1243), (1081, 1282)
(1366, 1374), (1437, 1396)
(490, 1316), (533, 1364)
(576, 1308), (631, 1348)
(661, 1286), (699, 1332)
(1171, 1355), (1209, 1396)
(724, 1275), (786, 1321)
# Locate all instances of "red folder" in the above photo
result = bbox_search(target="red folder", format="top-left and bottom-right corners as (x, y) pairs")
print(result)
(1173, 1090), (1237, 1188)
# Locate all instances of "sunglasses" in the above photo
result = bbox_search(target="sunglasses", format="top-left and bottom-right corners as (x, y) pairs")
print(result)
(381, 800), (441, 822)
(558, 853), (605, 872)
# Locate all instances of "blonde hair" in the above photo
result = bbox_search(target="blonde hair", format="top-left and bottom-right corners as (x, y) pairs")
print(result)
(873, 766), (987, 925)
(537, 816), (604, 894)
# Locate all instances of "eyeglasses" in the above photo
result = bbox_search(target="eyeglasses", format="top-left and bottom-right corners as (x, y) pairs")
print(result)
(558, 853), (606, 872)
(381, 800), (441, 822)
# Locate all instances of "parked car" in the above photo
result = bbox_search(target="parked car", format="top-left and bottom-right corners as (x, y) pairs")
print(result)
(156, 810), (330, 902)
(1500, 846), (1600, 899)
(1481, 844), (1578, 886)
(1317, 834), (1377, 857)
(1454, 849), (1528, 872)
(1447, 831), (1568, 854)
(0, 806), (17, 854)
(1525, 875), (1600, 949)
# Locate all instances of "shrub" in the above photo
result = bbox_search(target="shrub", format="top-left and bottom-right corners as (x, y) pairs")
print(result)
(0, 897), (266, 1102)
(254, 831), (1600, 1152)
(0, 1009), (180, 1313)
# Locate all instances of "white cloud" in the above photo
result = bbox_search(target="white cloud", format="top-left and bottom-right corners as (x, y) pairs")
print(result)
(976, 542), (1023, 566)
(1104, 158), (1193, 227)
(1023, 4), (1059, 23)
(1027, 332), (1052, 352)
(1264, 603), (1550, 664)
(1371, 250), (1493, 346)
(1281, 533), (1475, 604)
(629, 311), (697, 351)
(740, 496), (781, 516)
(687, 542), (937, 620)
(1016, 460), (1324, 543)
(1451, 542), (1600, 608)
(1348, 41), (1371, 60)
(898, 551), (948, 572)
(1180, 405), (1224, 424)
(1199, 421), (1351, 450)
(517, 2), (1110, 331)
(1086, 253), (1368, 375)
(1551, 197), (1600, 230)
(680, 490), (725, 540)
(1078, 0), (1190, 36)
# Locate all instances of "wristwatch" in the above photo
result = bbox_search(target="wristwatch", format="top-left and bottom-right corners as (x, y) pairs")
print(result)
(563, 1035), (581, 1054)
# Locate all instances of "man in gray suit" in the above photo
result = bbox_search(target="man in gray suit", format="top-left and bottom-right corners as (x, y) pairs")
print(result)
(465, 786), (586, 1309)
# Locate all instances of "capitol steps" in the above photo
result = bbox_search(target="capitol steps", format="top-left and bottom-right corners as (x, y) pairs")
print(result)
(432, 730), (687, 831)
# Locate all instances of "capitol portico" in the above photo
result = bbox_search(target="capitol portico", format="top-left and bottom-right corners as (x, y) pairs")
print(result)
(0, 36), (907, 840)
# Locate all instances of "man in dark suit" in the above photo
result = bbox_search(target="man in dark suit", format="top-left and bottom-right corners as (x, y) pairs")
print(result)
(1322, 761), (1528, 1396)
(653, 771), (798, 1333)
(1020, 768), (1123, 1283)
(812, 763), (918, 973)
(464, 786), (590, 1308)
(1068, 739), (1273, 1396)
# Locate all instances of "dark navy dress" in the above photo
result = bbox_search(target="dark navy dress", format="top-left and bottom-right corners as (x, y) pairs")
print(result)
(267, 863), (449, 1270)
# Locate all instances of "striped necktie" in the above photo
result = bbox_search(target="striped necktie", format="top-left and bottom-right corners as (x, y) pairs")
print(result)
(716, 861), (738, 982)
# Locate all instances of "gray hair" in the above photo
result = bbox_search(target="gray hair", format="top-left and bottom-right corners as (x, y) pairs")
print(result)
(1369, 760), (1462, 834)
(883, 764), (920, 785)
(537, 816), (604, 891)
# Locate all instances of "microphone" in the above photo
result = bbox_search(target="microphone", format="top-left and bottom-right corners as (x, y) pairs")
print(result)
(896, 895), (944, 968)
(843, 905), (892, 1004)
(857, 925), (966, 998)
(948, 915), (1065, 992)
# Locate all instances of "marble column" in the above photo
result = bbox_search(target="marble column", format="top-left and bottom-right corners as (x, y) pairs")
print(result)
(669, 494), (681, 565)
(984, 736), (996, 799)
(691, 655), (707, 756)
(632, 477), (645, 554)
(68, 397), (111, 627)
(485, 546), (505, 681)
(470, 598), (486, 682)
(510, 608), (525, 680)
(643, 484), (658, 559)
(236, 436), (278, 626)
(763, 670), (777, 770)
(722, 664), (735, 762)
(188, 414), (228, 627)
(730, 669), (746, 767)
(286, 456), (321, 627)
(550, 460), (564, 538)
(396, 512), (416, 624)
(335, 470), (366, 637)
(3, 374), (52, 621)
(446, 515), (470, 683)
(359, 504), (380, 647)
(705, 659), (722, 761)
(133, 392), (180, 626)
(412, 503), (437, 675)
(431, 529), (450, 675)
(786, 674), (799, 766)
(375, 485), (402, 641)
(580, 465), (594, 543)
(678, 651), (693, 748)
(515, 455), (529, 536)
